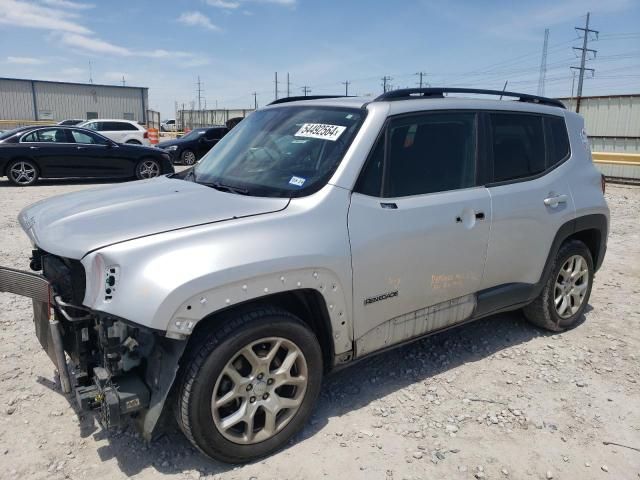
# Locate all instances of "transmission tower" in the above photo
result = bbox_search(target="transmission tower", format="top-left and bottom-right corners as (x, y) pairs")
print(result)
(537, 29), (549, 96)
(196, 76), (204, 110)
(571, 12), (598, 112)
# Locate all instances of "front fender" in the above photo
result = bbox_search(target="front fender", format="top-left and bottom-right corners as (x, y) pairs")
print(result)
(164, 267), (352, 355)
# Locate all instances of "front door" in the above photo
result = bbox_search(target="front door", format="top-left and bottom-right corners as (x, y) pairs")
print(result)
(348, 111), (491, 356)
(68, 129), (131, 177)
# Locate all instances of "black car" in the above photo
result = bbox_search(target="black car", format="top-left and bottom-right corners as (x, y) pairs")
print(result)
(0, 126), (174, 186)
(157, 126), (228, 165)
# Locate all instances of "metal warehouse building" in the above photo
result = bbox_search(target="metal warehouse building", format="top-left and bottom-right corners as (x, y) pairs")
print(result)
(0, 77), (149, 125)
(559, 94), (639, 153)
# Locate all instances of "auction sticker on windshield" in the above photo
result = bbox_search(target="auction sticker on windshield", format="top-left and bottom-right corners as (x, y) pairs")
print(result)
(295, 123), (346, 142)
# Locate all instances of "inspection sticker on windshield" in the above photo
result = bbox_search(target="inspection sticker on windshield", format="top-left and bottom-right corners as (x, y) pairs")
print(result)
(289, 176), (306, 187)
(295, 123), (346, 141)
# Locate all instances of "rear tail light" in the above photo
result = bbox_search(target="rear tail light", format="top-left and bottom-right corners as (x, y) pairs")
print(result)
(601, 174), (606, 194)
(143, 131), (149, 139)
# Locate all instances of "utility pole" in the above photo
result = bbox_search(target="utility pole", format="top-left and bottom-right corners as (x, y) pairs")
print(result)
(341, 80), (351, 96)
(301, 86), (311, 96)
(88, 61), (93, 84)
(570, 70), (577, 98)
(252, 92), (258, 109)
(381, 75), (392, 93)
(415, 72), (427, 89)
(571, 12), (598, 112)
(274, 72), (279, 100)
(121, 75), (126, 87)
(537, 28), (549, 96)
(287, 73), (291, 97)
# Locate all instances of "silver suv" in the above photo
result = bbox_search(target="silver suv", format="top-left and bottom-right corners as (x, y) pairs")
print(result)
(0, 88), (609, 463)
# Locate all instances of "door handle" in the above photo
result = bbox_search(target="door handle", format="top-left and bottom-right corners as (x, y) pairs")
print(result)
(76, 146), (86, 150)
(456, 211), (485, 223)
(543, 194), (568, 208)
(29, 146), (39, 150)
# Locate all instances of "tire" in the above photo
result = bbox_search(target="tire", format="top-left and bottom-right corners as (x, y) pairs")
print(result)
(135, 158), (161, 179)
(176, 306), (323, 463)
(523, 240), (594, 332)
(7, 159), (39, 186)
(126, 139), (142, 145)
(181, 149), (197, 166)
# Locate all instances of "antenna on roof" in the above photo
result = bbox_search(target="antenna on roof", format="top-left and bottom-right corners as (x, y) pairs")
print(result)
(499, 81), (508, 100)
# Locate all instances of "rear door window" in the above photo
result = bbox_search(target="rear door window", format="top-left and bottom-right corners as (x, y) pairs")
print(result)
(489, 113), (545, 182)
(22, 128), (70, 143)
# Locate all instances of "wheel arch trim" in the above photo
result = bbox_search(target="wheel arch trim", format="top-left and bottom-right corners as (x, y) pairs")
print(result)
(166, 267), (353, 357)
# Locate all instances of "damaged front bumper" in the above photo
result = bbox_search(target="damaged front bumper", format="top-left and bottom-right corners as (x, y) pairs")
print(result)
(0, 260), (186, 438)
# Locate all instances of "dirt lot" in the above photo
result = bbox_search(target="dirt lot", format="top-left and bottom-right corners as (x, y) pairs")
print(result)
(0, 177), (638, 480)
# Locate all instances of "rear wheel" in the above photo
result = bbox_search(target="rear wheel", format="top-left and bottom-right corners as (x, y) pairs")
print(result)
(135, 159), (161, 179)
(181, 149), (197, 166)
(523, 240), (594, 331)
(7, 159), (39, 186)
(176, 306), (322, 463)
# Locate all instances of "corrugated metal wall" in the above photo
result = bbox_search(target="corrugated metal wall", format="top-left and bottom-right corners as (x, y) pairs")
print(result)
(0, 78), (148, 123)
(560, 95), (639, 137)
(0, 79), (34, 120)
(178, 108), (255, 129)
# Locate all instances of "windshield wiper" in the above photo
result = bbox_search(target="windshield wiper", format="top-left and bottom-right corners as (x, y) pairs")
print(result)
(202, 181), (250, 195)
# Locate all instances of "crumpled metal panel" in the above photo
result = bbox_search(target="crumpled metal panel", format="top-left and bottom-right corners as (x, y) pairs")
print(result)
(355, 294), (476, 356)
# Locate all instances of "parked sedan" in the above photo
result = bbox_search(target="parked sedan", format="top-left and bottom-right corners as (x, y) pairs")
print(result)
(157, 126), (228, 165)
(0, 126), (173, 186)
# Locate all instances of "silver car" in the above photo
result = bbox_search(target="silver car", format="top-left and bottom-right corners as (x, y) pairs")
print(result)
(0, 88), (609, 463)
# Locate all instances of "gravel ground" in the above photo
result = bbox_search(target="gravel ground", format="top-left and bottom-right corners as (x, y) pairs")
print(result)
(0, 177), (638, 480)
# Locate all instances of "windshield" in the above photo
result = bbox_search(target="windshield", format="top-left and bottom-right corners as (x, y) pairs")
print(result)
(181, 129), (206, 140)
(192, 106), (364, 197)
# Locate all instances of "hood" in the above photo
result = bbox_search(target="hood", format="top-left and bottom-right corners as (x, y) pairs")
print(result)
(157, 138), (186, 148)
(19, 176), (289, 259)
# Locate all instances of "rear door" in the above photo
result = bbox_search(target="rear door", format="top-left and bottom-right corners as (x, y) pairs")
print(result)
(348, 111), (491, 356)
(481, 112), (575, 297)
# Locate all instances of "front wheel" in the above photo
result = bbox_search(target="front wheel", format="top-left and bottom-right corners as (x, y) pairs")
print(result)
(126, 139), (142, 145)
(181, 149), (197, 166)
(176, 306), (323, 463)
(523, 240), (594, 331)
(135, 159), (161, 179)
(7, 159), (39, 186)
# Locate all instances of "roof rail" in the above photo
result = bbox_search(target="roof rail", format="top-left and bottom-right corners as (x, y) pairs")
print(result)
(268, 95), (352, 105)
(374, 88), (565, 109)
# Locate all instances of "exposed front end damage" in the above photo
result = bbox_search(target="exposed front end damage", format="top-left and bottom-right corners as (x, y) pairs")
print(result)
(0, 249), (186, 438)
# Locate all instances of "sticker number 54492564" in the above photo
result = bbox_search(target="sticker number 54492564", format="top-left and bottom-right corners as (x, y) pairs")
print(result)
(295, 123), (347, 142)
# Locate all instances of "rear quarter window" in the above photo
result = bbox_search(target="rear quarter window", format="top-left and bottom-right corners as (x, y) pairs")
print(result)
(545, 116), (571, 168)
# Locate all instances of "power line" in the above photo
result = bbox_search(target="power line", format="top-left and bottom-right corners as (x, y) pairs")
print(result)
(571, 12), (598, 112)
(341, 80), (351, 96)
(537, 28), (549, 96)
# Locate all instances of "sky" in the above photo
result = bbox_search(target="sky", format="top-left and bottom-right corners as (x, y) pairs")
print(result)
(0, 0), (638, 118)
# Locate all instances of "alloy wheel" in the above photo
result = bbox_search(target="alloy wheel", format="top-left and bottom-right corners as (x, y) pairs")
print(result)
(139, 160), (160, 178)
(211, 337), (308, 444)
(9, 162), (36, 185)
(183, 150), (196, 165)
(554, 254), (589, 318)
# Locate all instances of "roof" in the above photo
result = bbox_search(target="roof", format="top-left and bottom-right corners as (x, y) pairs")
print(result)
(0, 76), (147, 90)
(264, 95), (567, 116)
(557, 93), (639, 100)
